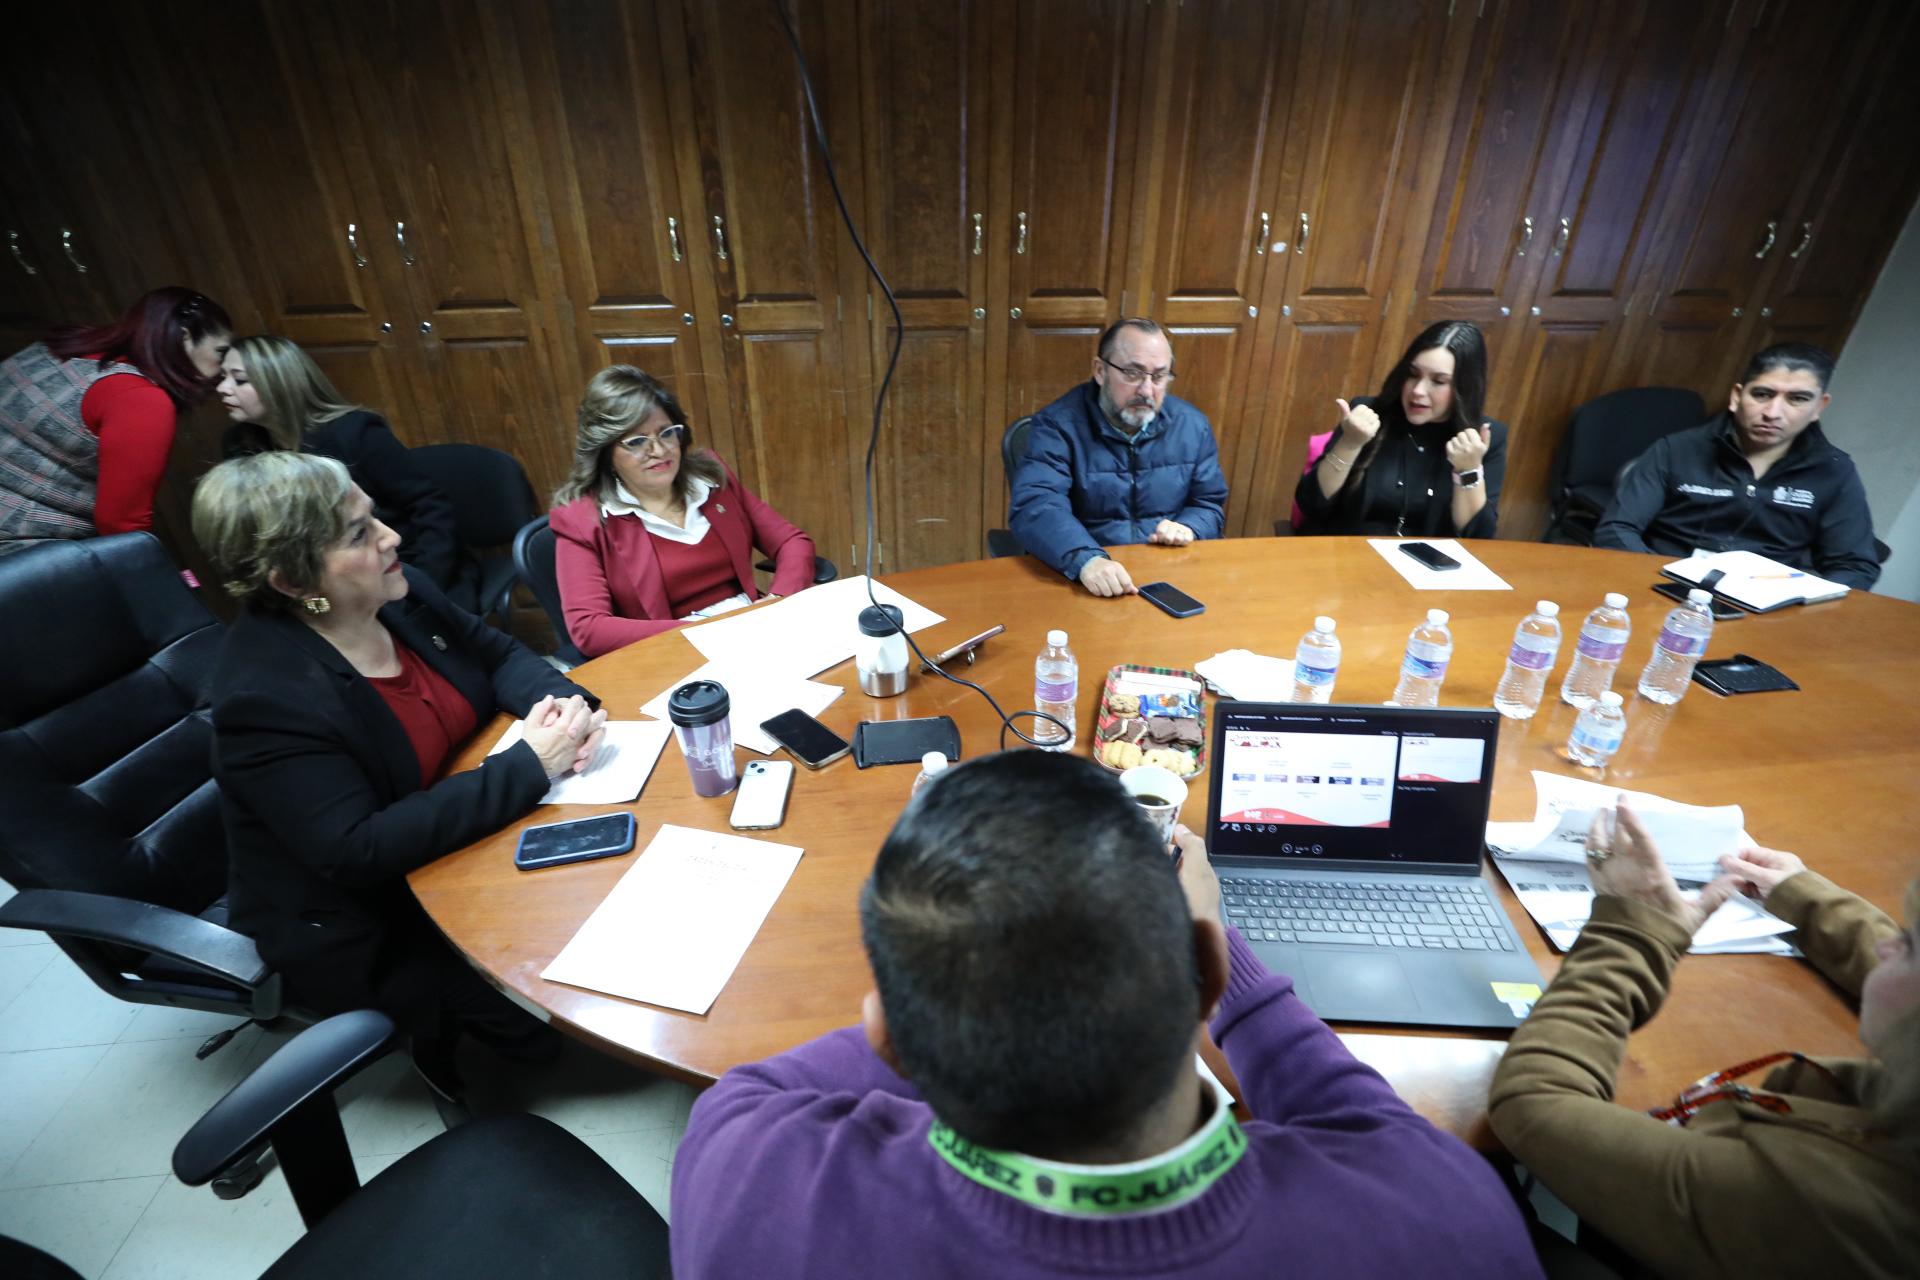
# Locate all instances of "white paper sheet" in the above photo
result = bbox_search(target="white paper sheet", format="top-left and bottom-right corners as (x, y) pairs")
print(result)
(1194, 649), (1297, 700)
(638, 662), (842, 755)
(681, 576), (945, 678)
(1486, 770), (1744, 882)
(1491, 856), (1796, 955)
(541, 824), (803, 1015)
(488, 719), (675, 805)
(1367, 538), (1513, 591)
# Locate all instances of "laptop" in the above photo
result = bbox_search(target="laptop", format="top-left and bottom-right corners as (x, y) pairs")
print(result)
(1204, 701), (1543, 1030)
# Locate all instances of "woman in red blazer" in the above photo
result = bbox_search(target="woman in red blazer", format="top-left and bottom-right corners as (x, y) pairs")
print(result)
(549, 366), (818, 657)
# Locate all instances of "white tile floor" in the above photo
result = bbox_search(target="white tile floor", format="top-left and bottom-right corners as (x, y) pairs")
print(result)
(0, 876), (693, 1277)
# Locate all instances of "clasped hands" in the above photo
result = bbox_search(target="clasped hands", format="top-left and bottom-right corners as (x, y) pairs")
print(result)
(522, 694), (608, 779)
(1584, 800), (1808, 936)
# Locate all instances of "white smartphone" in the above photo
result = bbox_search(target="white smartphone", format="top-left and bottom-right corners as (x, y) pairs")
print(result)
(729, 759), (795, 830)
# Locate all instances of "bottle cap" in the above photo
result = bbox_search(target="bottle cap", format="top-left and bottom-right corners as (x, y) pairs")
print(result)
(1687, 589), (1713, 605)
(1603, 592), (1627, 609)
(920, 751), (949, 775)
(858, 604), (904, 638)
(1314, 615), (1336, 633)
(666, 679), (730, 728)
(1047, 629), (1068, 647)
(1426, 609), (1449, 626)
(1599, 691), (1624, 707)
(1536, 600), (1559, 616)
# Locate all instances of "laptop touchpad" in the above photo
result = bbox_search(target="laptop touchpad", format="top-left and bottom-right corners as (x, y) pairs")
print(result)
(1299, 953), (1420, 1021)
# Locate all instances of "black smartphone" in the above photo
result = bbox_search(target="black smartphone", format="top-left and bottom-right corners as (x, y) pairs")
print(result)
(1651, 580), (1745, 620)
(1398, 541), (1461, 571)
(760, 708), (851, 770)
(514, 812), (636, 871)
(1138, 581), (1205, 618)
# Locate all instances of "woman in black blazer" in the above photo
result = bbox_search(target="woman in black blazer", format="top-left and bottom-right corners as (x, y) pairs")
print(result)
(217, 335), (459, 588)
(1294, 320), (1508, 539)
(193, 450), (605, 1088)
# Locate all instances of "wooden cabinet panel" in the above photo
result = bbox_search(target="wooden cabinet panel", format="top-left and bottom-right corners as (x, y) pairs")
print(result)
(1500, 318), (1609, 538)
(1249, 319), (1380, 534)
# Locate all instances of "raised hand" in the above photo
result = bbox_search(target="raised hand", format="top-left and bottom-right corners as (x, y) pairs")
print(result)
(1334, 397), (1381, 445)
(1446, 423), (1491, 473)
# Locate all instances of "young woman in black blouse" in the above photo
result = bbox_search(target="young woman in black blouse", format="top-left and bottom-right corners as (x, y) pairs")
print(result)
(1294, 320), (1507, 538)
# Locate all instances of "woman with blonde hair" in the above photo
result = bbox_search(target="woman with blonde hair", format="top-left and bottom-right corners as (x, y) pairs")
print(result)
(194, 450), (605, 1092)
(550, 366), (817, 657)
(1489, 804), (1920, 1277)
(217, 334), (457, 588)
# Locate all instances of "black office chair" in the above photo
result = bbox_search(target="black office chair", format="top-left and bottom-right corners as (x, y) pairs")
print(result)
(409, 444), (539, 625)
(1543, 387), (1704, 545)
(986, 415), (1036, 558)
(0, 535), (289, 1057)
(174, 1011), (671, 1278)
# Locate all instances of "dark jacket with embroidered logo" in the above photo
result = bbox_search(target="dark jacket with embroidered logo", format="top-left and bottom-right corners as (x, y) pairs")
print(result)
(1594, 414), (1880, 589)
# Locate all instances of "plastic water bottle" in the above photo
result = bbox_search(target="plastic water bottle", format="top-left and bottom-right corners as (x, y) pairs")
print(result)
(1493, 601), (1562, 720)
(1560, 592), (1632, 709)
(1292, 616), (1342, 703)
(911, 751), (950, 796)
(1567, 691), (1628, 767)
(1033, 629), (1077, 751)
(1391, 609), (1453, 707)
(1637, 589), (1715, 705)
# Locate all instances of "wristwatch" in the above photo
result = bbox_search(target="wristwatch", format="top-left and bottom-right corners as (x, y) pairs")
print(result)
(1452, 468), (1483, 489)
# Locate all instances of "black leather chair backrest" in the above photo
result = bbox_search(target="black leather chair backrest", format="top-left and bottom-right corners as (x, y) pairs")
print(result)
(0, 534), (226, 914)
(1002, 415), (1036, 482)
(1553, 386), (1706, 497)
(409, 444), (538, 548)
(510, 515), (581, 663)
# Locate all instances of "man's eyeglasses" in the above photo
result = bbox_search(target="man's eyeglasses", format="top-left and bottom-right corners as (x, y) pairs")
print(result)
(1099, 356), (1176, 387)
(616, 424), (690, 455)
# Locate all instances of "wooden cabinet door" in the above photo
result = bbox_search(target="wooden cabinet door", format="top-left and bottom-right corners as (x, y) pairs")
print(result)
(674, 0), (861, 573)
(1142, 0), (1308, 537)
(309, 0), (576, 504)
(847, 0), (994, 572)
(0, 170), (68, 355)
(1494, 0), (1730, 538)
(998, 0), (1152, 427)
(502, 0), (724, 468)
(1243, 0), (1450, 538)
(1620, 0), (1876, 404)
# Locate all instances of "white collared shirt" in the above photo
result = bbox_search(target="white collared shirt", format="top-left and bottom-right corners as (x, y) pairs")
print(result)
(600, 476), (753, 619)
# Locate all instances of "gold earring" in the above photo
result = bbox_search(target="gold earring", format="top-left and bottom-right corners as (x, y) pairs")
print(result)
(302, 596), (332, 615)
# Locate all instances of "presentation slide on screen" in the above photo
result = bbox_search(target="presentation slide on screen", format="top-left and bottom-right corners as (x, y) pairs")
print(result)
(1397, 735), (1485, 784)
(1219, 730), (1397, 827)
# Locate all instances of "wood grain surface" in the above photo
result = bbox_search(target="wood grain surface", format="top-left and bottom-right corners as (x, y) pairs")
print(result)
(412, 537), (1920, 1146)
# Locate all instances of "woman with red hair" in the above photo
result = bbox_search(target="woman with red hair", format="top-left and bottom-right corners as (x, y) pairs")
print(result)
(0, 286), (233, 554)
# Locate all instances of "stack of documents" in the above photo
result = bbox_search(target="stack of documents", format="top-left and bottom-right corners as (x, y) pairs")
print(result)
(1194, 649), (1296, 700)
(681, 575), (944, 678)
(1488, 771), (1796, 955)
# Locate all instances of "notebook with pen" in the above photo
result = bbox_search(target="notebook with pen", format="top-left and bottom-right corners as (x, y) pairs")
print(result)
(1660, 550), (1850, 613)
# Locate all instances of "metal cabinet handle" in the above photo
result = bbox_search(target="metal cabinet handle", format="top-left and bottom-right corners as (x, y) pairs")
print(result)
(1552, 216), (1570, 256)
(419, 321), (433, 334)
(1296, 211), (1309, 254)
(668, 216), (683, 263)
(1015, 211), (1028, 256)
(1753, 219), (1777, 260)
(972, 212), (983, 257)
(379, 322), (393, 333)
(711, 215), (729, 262)
(61, 229), (88, 273)
(1516, 215), (1533, 257)
(395, 221), (416, 266)
(8, 230), (35, 276)
(1254, 211), (1269, 256)
(346, 223), (367, 268)
(1788, 221), (1814, 260)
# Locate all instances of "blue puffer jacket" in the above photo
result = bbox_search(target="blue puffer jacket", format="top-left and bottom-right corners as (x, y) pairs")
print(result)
(1009, 383), (1229, 579)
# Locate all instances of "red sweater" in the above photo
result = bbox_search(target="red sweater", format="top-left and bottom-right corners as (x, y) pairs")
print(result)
(81, 366), (177, 534)
(367, 641), (480, 787)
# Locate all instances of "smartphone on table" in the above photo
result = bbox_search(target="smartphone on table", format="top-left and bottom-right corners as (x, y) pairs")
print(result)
(1138, 581), (1205, 618)
(760, 708), (851, 769)
(514, 812), (636, 871)
(1398, 541), (1461, 571)
(730, 760), (795, 830)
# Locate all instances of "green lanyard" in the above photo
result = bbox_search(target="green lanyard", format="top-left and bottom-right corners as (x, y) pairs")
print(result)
(927, 1093), (1246, 1218)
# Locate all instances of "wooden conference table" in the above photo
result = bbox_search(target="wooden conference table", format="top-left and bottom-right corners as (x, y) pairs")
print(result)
(413, 538), (1920, 1146)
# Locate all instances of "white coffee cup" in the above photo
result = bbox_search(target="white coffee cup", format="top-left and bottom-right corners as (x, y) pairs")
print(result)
(1118, 765), (1188, 844)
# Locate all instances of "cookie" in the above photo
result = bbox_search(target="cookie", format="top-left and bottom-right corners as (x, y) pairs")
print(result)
(1169, 717), (1204, 747)
(1105, 692), (1141, 717)
(1147, 715), (1178, 745)
(1142, 747), (1196, 777)
(1099, 740), (1144, 771)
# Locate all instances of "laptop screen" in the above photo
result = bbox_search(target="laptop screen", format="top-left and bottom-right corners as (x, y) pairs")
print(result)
(1204, 702), (1501, 869)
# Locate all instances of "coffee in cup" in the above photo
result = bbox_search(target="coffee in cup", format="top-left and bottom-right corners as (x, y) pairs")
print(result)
(1118, 764), (1187, 845)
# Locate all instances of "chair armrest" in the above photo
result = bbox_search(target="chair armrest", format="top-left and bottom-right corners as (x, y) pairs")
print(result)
(0, 889), (270, 989)
(174, 1010), (398, 1187)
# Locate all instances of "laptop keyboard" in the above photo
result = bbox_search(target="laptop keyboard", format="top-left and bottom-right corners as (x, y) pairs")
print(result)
(1220, 877), (1515, 951)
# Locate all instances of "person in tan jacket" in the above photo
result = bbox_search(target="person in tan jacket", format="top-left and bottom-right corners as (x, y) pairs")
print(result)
(1489, 801), (1919, 1279)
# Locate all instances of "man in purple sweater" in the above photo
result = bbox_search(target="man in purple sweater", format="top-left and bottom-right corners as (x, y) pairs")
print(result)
(671, 753), (1541, 1278)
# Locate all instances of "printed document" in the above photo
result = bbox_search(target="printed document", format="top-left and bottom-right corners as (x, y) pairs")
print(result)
(542, 824), (803, 1015)
(681, 576), (944, 678)
(488, 719), (674, 805)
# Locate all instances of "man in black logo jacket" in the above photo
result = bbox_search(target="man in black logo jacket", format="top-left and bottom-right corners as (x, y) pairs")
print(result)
(1595, 343), (1880, 589)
